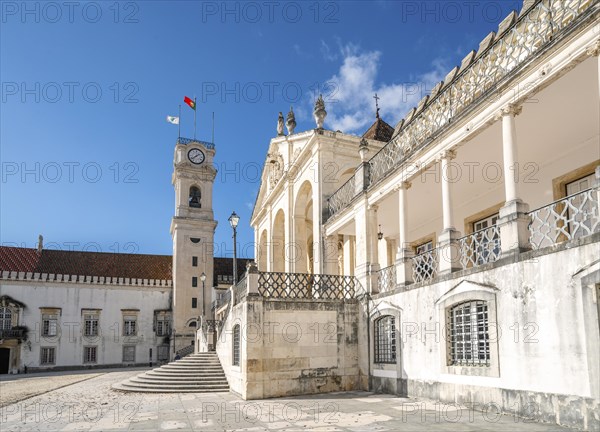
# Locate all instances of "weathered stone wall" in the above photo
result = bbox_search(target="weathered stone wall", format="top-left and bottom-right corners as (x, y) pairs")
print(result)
(367, 236), (600, 431)
(216, 295), (362, 399)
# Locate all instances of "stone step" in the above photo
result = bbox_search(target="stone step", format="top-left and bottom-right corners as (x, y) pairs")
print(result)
(120, 380), (229, 389)
(146, 371), (226, 378)
(112, 383), (228, 393)
(138, 374), (226, 382)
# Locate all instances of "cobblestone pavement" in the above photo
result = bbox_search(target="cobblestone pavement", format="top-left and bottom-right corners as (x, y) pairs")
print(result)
(0, 369), (573, 431)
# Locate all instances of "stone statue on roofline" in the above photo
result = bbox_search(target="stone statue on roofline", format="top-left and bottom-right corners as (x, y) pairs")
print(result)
(286, 106), (296, 135)
(277, 112), (285, 136)
(313, 94), (327, 129)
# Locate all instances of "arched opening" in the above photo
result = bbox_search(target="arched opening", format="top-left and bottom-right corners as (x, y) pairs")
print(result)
(272, 210), (286, 272)
(189, 186), (201, 208)
(294, 181), (314, 274)
(258, 229), (268, 271)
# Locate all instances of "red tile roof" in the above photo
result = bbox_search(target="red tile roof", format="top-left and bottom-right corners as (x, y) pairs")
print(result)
(0, 246), (253, 286)
(362, 117), (394, 142)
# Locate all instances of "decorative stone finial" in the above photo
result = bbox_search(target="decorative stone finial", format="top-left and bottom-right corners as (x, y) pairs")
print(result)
(359, 138), (369, 162)
(277, 112), (285, 136)
(313, 94), (327, 129)
(286, 106), (296, 135)
(37, 234), (43, 253)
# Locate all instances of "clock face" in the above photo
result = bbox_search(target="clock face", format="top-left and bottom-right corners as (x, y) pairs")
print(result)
(188, 148), (205, 165)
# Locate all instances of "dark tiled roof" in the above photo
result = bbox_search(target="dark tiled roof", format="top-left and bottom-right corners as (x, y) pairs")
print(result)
(0, 247), (172, 280)
(213, 257), (252, 286)
(362, 117), (394, 142)
(0, 246), (253, 286)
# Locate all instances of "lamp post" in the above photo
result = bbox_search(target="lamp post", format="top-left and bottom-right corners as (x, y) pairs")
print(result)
(228, 211), (240, 284)
(200, 272), (206, 317)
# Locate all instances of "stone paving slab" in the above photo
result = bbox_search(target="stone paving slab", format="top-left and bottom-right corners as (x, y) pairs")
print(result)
(0, 370), (574, 431)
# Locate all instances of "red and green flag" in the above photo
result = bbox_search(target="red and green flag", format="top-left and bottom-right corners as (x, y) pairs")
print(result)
(184, 96), (196, 110)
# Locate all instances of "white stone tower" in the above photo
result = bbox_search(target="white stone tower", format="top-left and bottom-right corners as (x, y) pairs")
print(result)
(170, 138), (217, 352)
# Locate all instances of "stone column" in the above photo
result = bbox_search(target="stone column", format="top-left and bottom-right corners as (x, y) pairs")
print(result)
(368, 205), (380, 293)
(267, 206), (273, 272)
(323, 235), (339, 275)
(343, 235), (355, 276)
(395, 181), (414, 286)
(497, 104), (531, 255)
(437, 150), (461, 274)
(587, 40), (600, 102)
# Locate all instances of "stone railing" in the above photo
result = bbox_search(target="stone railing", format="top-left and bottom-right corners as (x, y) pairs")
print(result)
(177, 136), (215, 149)
(377, 265), (397, 293)
(175, 344), (194, 358)
(529, 188), (599, 250)
(458, 225), (502, 269)
(325, 0), (596, 220)
(257, 272), (357, 300)
(412, 249), (439, 283)
(212, 289), (231, 312)
(0, 271), (172, 287)
(327, 175), (357, 219)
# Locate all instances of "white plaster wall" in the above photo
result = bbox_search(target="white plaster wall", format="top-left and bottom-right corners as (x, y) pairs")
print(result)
(0, 281), (171, 369)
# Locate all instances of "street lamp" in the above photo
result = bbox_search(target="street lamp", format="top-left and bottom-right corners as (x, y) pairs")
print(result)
(228, 211), (240, 284)
(200, 272), (206, 317)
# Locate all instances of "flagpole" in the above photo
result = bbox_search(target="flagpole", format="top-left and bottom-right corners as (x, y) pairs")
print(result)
(178, 104), (181, 138)
(194, 97), (197, 140)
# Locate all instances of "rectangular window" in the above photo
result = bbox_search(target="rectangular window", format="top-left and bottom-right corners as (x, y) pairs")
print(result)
(192, 298), (198, 309)
(41, 347), (56, 365)
(192, 256), (198, 267)
(232, 325), (240, 366)
(83, 346), (97, 363)
(374, 316), (396, 364)
(123, 316), (137, 336)
(450, 300), (490, 366)
(84, 314), (99, 337)
(0, 307), (13, 330)
(192, 277), (198, 287)
(42, 314), (58, 337)
(156, 319), (170, 336)
(123, 346), (136, 363)
(472, 214), (500, 265)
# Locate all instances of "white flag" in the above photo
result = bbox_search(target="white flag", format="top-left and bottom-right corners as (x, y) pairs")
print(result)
(166, 116), (179, 125)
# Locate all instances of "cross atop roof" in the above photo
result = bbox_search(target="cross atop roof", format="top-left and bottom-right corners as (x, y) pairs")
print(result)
(373, 93), (380, 119)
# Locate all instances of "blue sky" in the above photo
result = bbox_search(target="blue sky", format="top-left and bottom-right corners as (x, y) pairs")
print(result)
(1, 0), (523, 258)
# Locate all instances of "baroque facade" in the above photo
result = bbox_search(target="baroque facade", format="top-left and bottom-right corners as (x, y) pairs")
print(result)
(206, 1), (600, 430)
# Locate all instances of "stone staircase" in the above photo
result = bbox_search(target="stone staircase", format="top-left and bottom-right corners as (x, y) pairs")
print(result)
(112, 352), (229, 393)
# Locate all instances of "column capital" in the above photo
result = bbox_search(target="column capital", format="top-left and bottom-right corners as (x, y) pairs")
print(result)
(496, 103), (522, 120)
(586, 39), (600, 57)
(394, 181), (412, 191)
(437, 148), (457, 162)
(367, 203), (379, 212)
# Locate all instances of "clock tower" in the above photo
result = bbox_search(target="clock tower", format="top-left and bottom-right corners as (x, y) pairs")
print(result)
(170, 138), (217, 352)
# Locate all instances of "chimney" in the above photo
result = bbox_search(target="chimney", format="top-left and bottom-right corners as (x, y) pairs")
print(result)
(37, 234), (43, 253)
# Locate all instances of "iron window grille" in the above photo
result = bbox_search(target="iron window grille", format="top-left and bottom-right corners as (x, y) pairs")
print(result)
(84, 346), (97, 363)
(450, 300), (490, 366)
(0, 307), (12, 330)
(40, 347), (55, 365)
(42, 314), (58, 337)
(232, 324), (240, 366)
(84, 315), (99, 337)
(374, 315), (397, 364)
(123, 317), (137, 336)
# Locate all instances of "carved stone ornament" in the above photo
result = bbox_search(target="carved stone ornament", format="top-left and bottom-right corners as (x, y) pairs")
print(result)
(268, 151), (284, 189)
(277, 112), (285, 136)
(313, 94), (327, 129)
(286, 106), (296, 135)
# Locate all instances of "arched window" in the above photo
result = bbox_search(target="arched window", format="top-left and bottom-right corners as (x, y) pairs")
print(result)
(232, 324), (240, 366)
(188, 321), (197, 328)
(449, 300), (489, 366)
(374, 315), (396, 364)
(0, 307), (12, 330)
(189, 186), (201, 208)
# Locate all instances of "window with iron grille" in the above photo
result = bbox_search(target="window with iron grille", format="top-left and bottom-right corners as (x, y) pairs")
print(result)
(83, 346), (97, 363)
(0, 307), (12, 330)
(84, 314), (99, 337)
(374, 315), (396, 364)
(450, 300), (490, 366)
(123, 345), (136, 363)
(41, 347), (55, 365)
(42, 314), (58, 336)
(192, 256), (198, 267)
(192, 297), (198, 309)
(192, 277), (198, 287)
(123, 316), (137, 336)
(232, 324), (240, 366)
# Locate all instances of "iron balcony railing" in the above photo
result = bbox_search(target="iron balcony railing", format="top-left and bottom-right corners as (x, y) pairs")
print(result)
(326, 0), (596, 221)
(0, 328), (25, 339)
(529, 188), (599, 250)
(377, 265), (397, 293)
(177, 136), (215, 149)
(412, 248), (439, 283)
(327, 175), (357, 219)
(258, 272), (357, 300)
(458, 225), (502, 269)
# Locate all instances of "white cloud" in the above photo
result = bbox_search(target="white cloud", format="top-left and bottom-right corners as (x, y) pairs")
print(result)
(316, 44), (448, 134)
